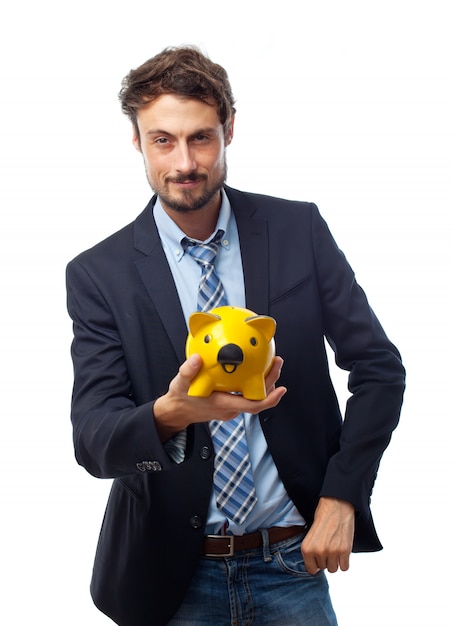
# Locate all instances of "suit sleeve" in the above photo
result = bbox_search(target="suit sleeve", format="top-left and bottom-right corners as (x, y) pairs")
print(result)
(66, 259), (173, 479)
(310, 205), (405, 515)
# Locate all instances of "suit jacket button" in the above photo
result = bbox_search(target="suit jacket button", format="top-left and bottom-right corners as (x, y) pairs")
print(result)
(136, 462), (146, 472)
(190, 515), (203, 529)
(200, 445), (211, 460)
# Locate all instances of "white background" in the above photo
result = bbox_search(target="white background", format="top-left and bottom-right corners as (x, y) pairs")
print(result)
(1, 0), (452, 624)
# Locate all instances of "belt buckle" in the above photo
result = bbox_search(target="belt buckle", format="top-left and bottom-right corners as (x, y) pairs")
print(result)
(205, 534), (235, 557)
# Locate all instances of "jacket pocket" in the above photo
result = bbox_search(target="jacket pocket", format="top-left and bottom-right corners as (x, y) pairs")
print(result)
(118, 474), (144, 500)
(270, 274), (313, 306)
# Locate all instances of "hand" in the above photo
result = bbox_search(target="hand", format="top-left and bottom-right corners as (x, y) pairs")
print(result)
(301, 497), (355, 575)
(153, 354), (287, 441)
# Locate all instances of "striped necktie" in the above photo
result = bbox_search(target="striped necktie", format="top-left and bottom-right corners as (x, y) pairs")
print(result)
(183, 231), (258, 525)
(183, 230), (228, 311)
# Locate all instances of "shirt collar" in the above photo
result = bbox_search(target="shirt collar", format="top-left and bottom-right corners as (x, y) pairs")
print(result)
(153, 188), (232, 263)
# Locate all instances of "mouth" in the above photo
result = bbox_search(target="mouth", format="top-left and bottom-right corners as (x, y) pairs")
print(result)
(221, 363), (239, 374)
(174, 179), (201, 189)
(169, 174), (206, 189)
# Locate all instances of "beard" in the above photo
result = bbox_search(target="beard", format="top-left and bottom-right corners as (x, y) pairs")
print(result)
(147, 160), (227, 213)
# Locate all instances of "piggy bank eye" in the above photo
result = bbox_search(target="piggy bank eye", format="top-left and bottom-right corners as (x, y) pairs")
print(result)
(250, 337), (258, 346)
(204, 335), (211, 343)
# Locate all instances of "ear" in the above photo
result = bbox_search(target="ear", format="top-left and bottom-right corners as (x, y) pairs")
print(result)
(245, 315), (276, 342)
(132, 127), (142, 153)
(225, 117), (235, 146)
(188, 311), (221, 336)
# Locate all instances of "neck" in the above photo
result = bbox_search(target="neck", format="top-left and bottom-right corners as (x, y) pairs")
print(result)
(161, 192), (222, 241)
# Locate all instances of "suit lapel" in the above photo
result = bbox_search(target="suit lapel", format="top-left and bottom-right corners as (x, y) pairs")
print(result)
(131, 188), (270, 364)
(225, 187), (270, 316)
(133, 199), (187, 363)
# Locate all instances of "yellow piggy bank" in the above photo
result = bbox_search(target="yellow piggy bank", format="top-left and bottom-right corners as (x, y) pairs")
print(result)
(185, 306), (276, 400)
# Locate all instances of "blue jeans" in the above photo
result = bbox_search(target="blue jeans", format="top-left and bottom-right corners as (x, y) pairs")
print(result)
(168, 529), (337, 625)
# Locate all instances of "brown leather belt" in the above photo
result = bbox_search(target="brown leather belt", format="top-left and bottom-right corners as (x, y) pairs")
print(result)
(201, 525), (306, 558)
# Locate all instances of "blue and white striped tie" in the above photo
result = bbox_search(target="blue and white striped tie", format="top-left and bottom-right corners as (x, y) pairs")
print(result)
(183, 231), (258, 525)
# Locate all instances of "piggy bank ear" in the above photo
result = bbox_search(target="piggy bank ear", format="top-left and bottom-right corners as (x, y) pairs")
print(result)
(245, 315), (276, 342)
(188, 311), (221, 336)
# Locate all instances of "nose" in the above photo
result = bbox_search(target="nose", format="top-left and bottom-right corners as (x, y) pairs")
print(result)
(174, 142), (197, 174)
(217, 344), (244, 366)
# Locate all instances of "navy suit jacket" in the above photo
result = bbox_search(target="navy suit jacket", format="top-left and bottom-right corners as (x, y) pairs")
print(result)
(66, 186), (405, 626)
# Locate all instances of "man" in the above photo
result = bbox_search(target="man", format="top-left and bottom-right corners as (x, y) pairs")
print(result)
(66, 46), (405, 626)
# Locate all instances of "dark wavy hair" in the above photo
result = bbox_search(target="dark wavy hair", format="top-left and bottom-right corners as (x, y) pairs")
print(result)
(119, 46), (236, 139)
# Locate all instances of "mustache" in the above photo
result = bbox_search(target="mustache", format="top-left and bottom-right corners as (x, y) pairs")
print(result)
(166, 173), (208, 184)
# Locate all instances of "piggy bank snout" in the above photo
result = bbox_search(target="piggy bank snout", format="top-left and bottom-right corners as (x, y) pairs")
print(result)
(217, 343), (243, 374)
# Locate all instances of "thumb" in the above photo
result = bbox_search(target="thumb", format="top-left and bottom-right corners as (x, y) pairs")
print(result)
(179, 354), (203, 384)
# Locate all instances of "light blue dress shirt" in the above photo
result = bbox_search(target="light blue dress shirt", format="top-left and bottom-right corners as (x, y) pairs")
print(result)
(153, 190), (305, 534)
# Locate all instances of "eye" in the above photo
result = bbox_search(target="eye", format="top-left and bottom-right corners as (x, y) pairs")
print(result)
(154, 137), (171, 147)
(250, 337), (258, 346)
(204, 335), (211, 343)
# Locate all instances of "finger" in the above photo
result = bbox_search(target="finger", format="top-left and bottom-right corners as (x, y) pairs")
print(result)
(240, 385), (287, 414)
(339, 551), (350, 572)
(326, 549), (351, 573)
(301, 539), (321, 576)
(170, 354), (203, 395)
(265, 357), (284, 393)
(265, 385), (287, 405)
(326, 554), (340, 573)
(267, 356), (284, 380)
(302, 552), (321, 576)
(179, 354), (202, 381)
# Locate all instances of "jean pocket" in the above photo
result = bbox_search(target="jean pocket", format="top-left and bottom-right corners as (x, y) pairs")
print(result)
(273, 536), (318, 579)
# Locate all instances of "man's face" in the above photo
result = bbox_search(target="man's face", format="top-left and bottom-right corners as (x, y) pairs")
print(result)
(133, 94), (233, 214)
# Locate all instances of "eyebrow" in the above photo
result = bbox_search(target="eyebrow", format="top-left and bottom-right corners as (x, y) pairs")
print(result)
(145, 126), (220, 138)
